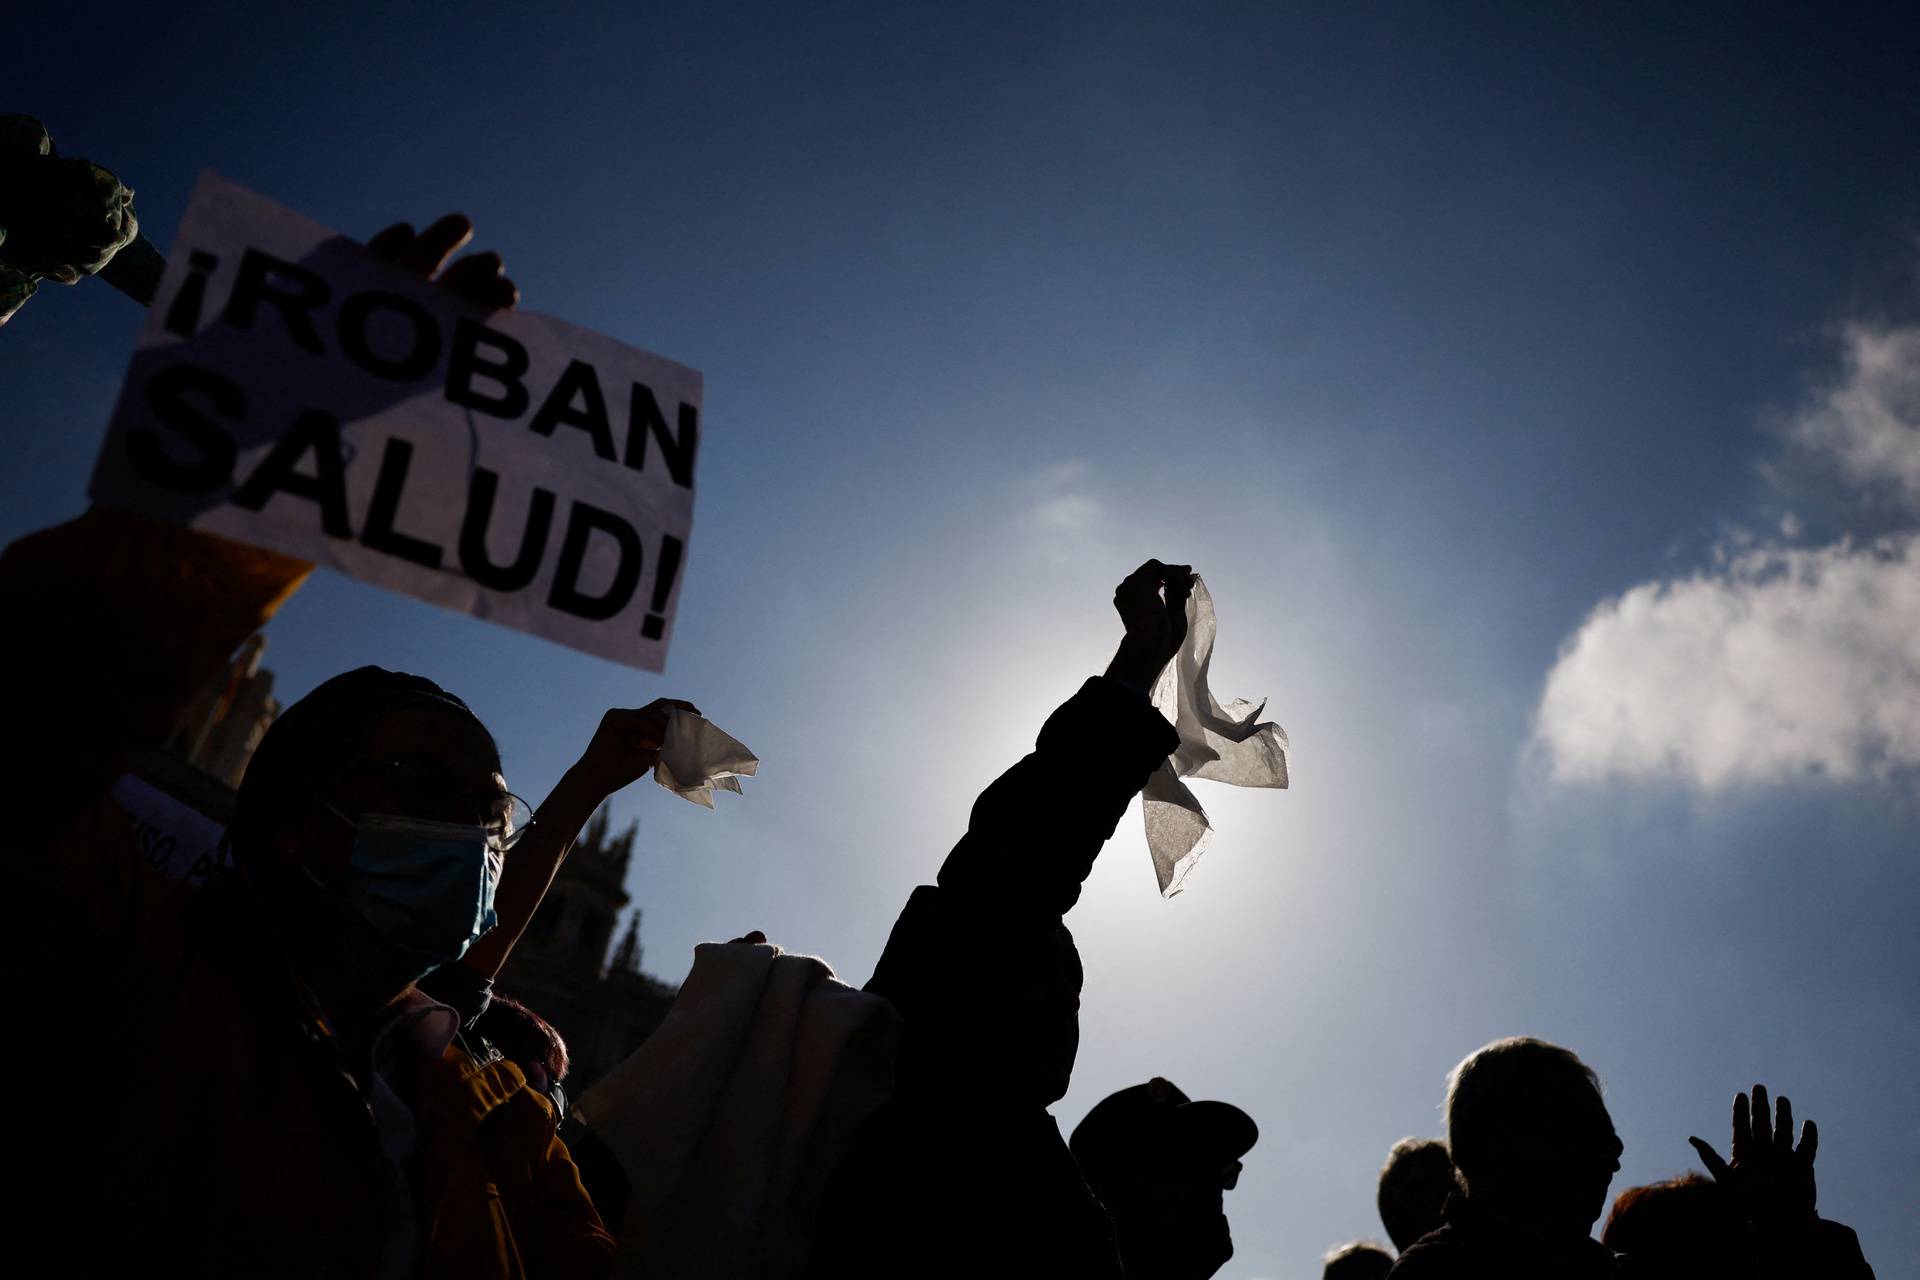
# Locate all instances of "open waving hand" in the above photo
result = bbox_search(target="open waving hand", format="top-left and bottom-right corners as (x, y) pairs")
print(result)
(1689, 1083), (1818, 1228)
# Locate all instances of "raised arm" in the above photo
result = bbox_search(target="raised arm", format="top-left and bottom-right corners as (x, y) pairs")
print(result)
(1689, 1084), (1876, 1280)
(459, 698), (697, 980)
(935, 560), (1190, 917)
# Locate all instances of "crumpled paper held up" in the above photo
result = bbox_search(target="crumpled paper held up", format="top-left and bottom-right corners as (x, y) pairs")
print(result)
(655, 709), (759, 808)
(1142, 576), (1289, 896)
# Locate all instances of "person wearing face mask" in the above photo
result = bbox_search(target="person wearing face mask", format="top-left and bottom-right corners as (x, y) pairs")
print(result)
(171, 664), (644, 1278)
(15, 613), (682, 1280)
(4, 212), (679, 1277)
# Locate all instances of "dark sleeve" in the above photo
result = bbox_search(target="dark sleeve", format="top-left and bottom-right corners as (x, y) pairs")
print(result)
(513, 1112), (619, 1278)
(935, 676), (1178, 918)
(419, 963), (494, 1027)
(559, 1121), (633, 1245)
(1771, 1219), (1875, 1280)
(3, 507), (310, 856)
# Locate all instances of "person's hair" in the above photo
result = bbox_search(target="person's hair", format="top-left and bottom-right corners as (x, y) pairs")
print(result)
(474, 993), (569, 1082)
(229, 666), (493, 864)
(1444, 1037), (1599, 1191)
(1376, 1137), (1457, 1250)
(1321, 1241), (1395, 1280)
(1601, 1173), (1743, 1275)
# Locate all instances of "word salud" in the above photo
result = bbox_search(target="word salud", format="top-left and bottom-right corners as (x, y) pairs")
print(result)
(93, 174), (702, 670)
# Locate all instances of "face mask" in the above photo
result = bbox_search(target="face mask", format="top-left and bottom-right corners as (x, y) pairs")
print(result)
(324, 807), (502, 980)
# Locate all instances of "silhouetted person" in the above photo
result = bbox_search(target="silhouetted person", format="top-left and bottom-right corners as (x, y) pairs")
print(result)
(1603, 1174), (1747, 1280)
(21, 661), (622, 1274)
(476, 993), (572, 1116)
(1378, 1137), (1457, 1251)
(1388, 1037), (1626, 1279)
(1070, 1076), (1259, 1280)
(5, 214), (693, 1276)
(806, 561), (1193, 1278)
(1324, 1241), (1396, 1280)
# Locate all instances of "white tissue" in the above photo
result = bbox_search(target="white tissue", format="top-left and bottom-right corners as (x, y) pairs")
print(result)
(655, 709), (760, 808)
(1143, 577), (1289, 895)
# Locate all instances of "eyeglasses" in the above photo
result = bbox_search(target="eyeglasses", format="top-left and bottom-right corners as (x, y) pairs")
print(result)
(341, 756), (537, 853)
(485, 792), (537, 854)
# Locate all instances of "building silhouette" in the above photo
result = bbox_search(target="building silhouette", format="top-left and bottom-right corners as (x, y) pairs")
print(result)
(494, 806), (681, 1095)
(168, 633), (280, 790)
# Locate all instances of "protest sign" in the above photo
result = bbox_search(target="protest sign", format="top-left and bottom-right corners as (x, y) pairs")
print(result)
(111, 771), (231, 887)
(90, 173), (701, 671)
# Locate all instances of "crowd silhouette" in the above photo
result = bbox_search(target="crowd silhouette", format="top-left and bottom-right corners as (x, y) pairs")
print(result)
(1, 123), (1884, 1277)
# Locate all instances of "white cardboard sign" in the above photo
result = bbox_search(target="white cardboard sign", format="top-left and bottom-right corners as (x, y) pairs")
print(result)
(111, 772), (231, 887)
(90, 172), (701, 671)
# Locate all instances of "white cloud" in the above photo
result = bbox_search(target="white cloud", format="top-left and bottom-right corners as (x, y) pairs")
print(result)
(1022, 459), (1104, 537)
(1033, 491), (1101, 531)
(1790, 324), (1920, 507)
(1534, 318), (1920, 791)
(1536, 534), (1920, 788)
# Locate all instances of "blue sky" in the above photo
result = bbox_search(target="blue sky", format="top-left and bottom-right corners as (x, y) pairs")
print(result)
(7, 3), (1918, 1274)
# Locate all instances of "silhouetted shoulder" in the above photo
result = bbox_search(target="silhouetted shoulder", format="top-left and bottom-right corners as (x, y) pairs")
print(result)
(1804, 1218), (1875, 1280)
(1385, 1223), (1640, 1280)
(1383, 1228), (1458, 1279)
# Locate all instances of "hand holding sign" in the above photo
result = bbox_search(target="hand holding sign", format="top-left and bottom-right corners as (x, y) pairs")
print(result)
(223, 210), (521, 587)
(91, 174), (701, 671)
(367, 213), (520, 311)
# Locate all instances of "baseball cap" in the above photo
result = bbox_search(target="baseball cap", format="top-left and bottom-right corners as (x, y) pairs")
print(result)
(1071, 1077), (1259, 1191)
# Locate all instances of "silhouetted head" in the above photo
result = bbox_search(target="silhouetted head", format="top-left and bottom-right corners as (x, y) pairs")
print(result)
(1377, 1137), (1457, 1250)
(1321, 1241), (1395, 1280)
(1601, 1173), (1749, 1280)
(1445, 1037), (1622, 1238)
(230, 666), (512, 998)
(476, 993), (570, 1113)
(1071, 1077), (1258, 1280)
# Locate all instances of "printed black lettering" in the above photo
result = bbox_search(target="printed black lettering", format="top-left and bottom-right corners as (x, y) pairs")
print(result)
(128, 363), (242, 493)
(459, 468), (556, 592)
(360, 438), (444, 568)
(222, 247), (329, 352)
(337, 289), (441, 381)
(231, 410), (353, 538)
(640, 533), (683, 641)
(529, 359), (617, 461)
(447, 317), (530, 418)
(163, 250), (220, 336)
(548, 501), (643, 621)
(624, 383), (698, 488)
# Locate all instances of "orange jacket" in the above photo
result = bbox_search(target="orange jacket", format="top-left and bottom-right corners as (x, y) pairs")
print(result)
(6, 509), (616, 1277)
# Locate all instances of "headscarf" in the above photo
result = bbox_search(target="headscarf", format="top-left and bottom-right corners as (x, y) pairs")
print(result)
(229, 666), (489, 864)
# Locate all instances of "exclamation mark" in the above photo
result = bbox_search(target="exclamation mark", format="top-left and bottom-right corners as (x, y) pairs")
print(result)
(163, 251), (220, 336)
(640, 535), (683, 641)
